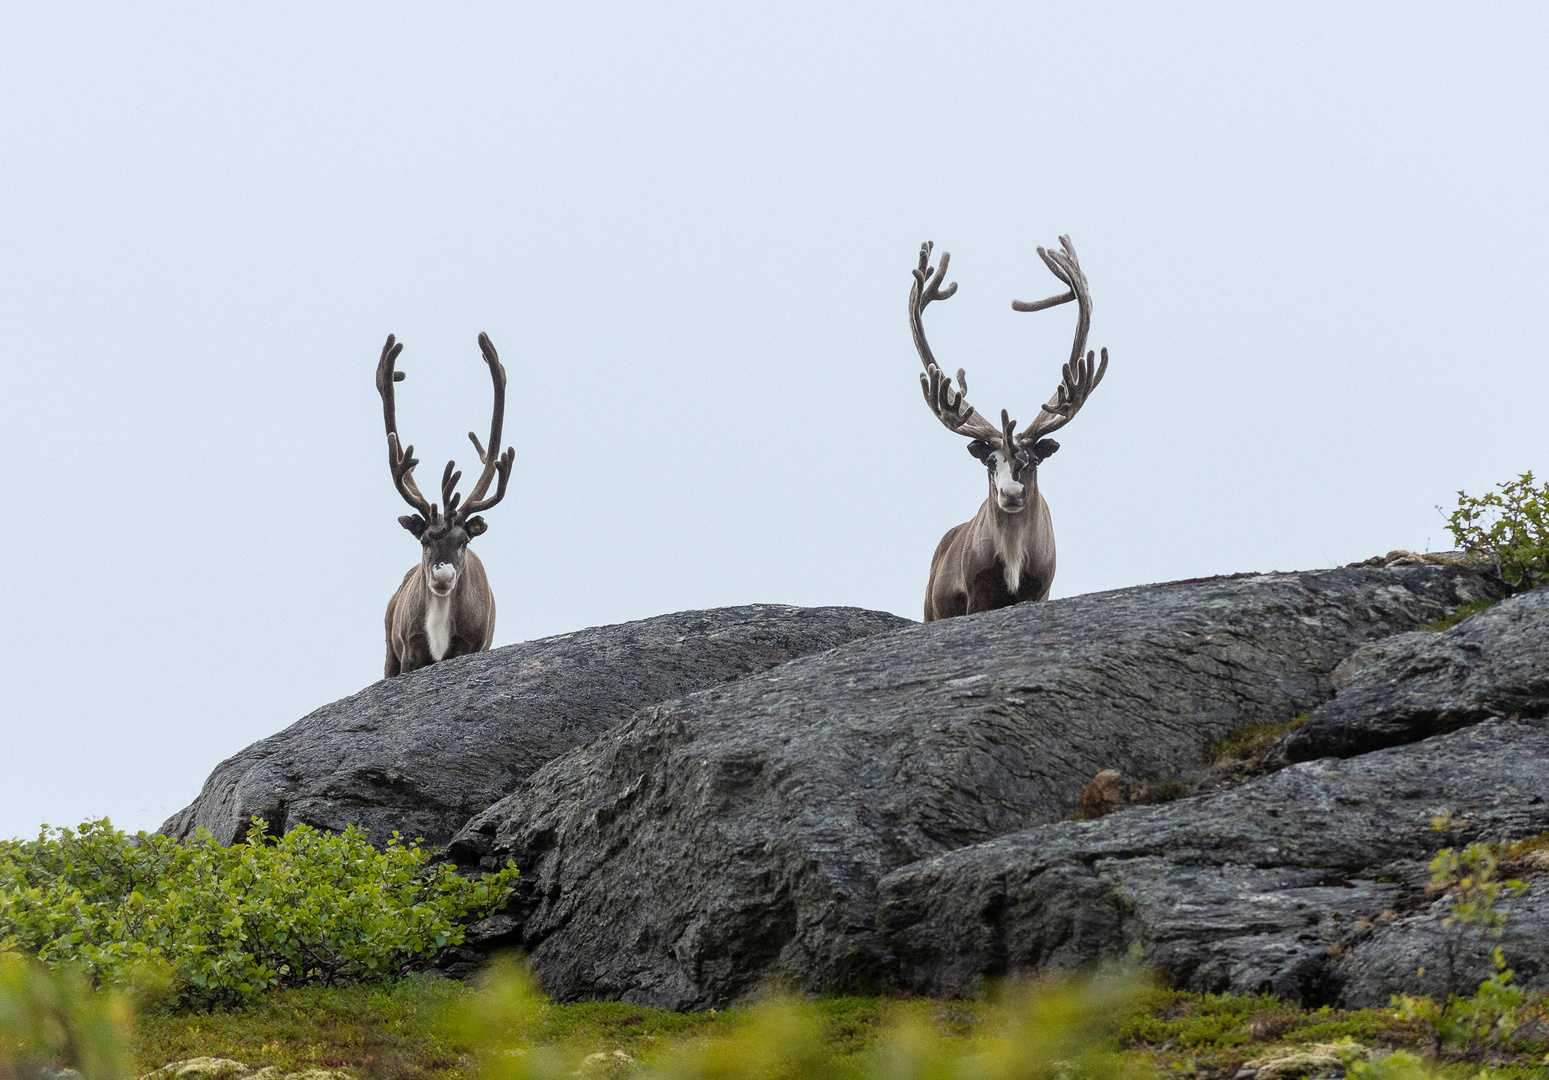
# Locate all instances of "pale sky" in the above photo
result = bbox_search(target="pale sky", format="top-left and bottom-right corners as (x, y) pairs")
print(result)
(2, 4), (1546, 841)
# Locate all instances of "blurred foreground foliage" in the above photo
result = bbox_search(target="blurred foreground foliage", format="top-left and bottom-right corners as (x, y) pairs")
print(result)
(454, 960), (1549, 1080)
(6, 958), (1549, 1080)
(458, 958), (1155, 1080)
(0, 819), (517, 1009)
(5, 820), (1546, 1078)
(0, 953), (133, 1080)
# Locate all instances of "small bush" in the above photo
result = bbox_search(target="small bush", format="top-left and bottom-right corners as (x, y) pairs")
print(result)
(1446, 471), (1549, 591)
(1392, 842), (1533, 1057)
(0, 819), (517, 1010)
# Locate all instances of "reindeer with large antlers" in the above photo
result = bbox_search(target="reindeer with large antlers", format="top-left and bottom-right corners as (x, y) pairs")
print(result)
(376, 332), (516, 676)
(913, 236), (1109, 621)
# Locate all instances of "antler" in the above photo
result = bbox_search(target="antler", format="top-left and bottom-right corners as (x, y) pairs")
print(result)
(1013, 236), (1109, 445)
(376, 334), (435, 525)
(911, 242), (1006, 446)
(458, 332), (515, 517)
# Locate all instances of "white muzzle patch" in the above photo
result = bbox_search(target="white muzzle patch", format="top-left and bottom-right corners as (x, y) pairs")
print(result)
(990, 452), (1026, 512)
(428, 562), (458, 596)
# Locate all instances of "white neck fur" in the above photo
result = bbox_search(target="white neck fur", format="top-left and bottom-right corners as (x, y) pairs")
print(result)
(993, 508), (1035, 595)
(425, 591), (452, 661)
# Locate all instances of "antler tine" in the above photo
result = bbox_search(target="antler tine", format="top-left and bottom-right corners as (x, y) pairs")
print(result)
(1000, 409), (1018, 452)
(459, 332), (515, 517)
(1012, 235), (1081, 312)
(919, 364), (1005, 444)
(1016, 236), (1109, 445)
(376, 334), (434, 521)
(911, 242), (1006, 447)
(909, 241), (960, 376)
(441, 460), (463, 517)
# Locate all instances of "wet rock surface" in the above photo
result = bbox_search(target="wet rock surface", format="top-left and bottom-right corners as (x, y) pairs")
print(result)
(159, 605), (908, 846)
(442, 562), (1505, 1007)
(1282, 586), (1549, 762)
(876, 719), (1549, 1002)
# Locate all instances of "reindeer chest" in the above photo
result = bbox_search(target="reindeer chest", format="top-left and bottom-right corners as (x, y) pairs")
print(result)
(424, 593), (453, 661)
(992, 515), (1034, 594)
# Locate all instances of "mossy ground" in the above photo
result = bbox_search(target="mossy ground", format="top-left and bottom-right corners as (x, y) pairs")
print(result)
(128, 978), (1549, 1080)
(1419, 598), (1501, 633)
(1202, 716), (1306, 768)
(1120, 989), (1546, 1078)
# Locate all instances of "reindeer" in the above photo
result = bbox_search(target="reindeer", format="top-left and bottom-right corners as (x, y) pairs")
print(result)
(376, 332), (516, 677)
(912, 236), (1109, 621)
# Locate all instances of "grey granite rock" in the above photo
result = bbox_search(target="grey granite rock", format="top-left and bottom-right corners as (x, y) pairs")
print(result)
(159, 605), (909, 846)
(876, 719), (1549, 1003)
(1336, 879), (1549, 1008)
(1328, 633), (1430, 694)
(443, 562), (1505, 1007)
(1282, 586), (1549, 762)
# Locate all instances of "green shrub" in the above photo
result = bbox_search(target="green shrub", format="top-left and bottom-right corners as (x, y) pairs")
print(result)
(1446, 471), (1549, 591)
(0, 819), (517, 1010)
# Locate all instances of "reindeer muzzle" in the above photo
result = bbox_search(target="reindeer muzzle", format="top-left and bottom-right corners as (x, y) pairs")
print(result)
(428, 563), (458, 595)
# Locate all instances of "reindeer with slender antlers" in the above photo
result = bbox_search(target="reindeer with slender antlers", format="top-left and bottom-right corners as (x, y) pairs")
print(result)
(376, 332), (516, 677)
(913, 236), (1109, 621)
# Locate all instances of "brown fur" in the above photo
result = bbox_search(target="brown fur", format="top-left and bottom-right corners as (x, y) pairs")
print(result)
(383, 548), (496, 677)
(923, 480), (1055, 621)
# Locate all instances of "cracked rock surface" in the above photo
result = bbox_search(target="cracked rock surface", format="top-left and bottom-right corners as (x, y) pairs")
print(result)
(1282, 586), (1549, 762)
(159, 605), (908, 846)
(442, 563), (1504, 1007)
(876, 719), (1549, 1003)
(1335, 878), (1549, 1007)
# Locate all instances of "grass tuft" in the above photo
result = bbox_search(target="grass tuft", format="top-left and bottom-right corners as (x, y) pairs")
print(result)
(1501, 831), (1549, 864)
(1203, 716), (1307, 767)
(1419, 598), (1500, 634)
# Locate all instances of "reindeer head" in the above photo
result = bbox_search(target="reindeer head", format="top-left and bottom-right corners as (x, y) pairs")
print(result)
(910, 237), (1107, 515)
(965, 424), (1061, 514)
(376, 332), (516, 596)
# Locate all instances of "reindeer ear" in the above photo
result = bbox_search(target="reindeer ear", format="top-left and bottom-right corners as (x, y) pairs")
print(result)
(966, 440), (993, 462)
(1032, 438), (1061, 462)
(464, 516), (488, 538)
(399, 514), (428, 539)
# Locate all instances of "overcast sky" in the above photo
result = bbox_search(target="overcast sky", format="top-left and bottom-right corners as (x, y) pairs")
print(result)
(2, 4), (1545, 841)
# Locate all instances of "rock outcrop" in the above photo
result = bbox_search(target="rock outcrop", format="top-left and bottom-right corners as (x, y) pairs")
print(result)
(876, 719), (1549, 1003)
(442, 562), (1506, 1007)
(1281, 586), (1549, 762)
(160, 605), (908, 846)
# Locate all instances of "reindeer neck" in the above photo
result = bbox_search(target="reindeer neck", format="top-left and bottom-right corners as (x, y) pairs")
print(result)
(423, 587), (454, 661)
(979, 489), (1040, 596)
